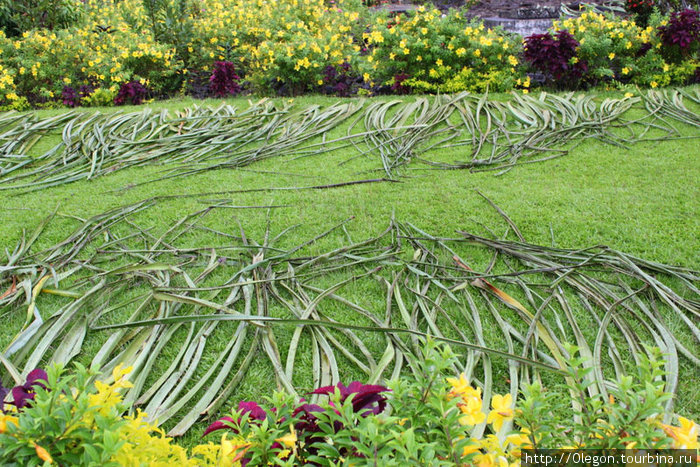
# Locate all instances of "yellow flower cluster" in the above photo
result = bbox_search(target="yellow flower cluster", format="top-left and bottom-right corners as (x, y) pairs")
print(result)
(549, 9), (690, 87)
(663, 417), (699, 453)
(446, 373), (700, 466)
(447, 374), (529, 467)
(0, 63), (18, 103)
(0, 0), (178, 99)
(182, 0), (365, 91)
(0, 365), (240, 466)
(365, 8), (523, 91)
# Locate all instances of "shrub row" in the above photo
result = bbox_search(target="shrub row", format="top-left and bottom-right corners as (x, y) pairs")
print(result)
(0, 342), (698, 465)
(0, 0), (698, 109)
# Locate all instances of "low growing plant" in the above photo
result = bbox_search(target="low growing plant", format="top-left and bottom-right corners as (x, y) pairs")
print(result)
(0, 365), (238, 466)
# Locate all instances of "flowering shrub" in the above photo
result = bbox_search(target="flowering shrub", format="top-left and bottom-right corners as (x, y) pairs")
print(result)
(0, 0), (697, 105)
(1, 342), (698, 465)
(0, 365), (239, 466)
(204, 341), (699, 466)
(516, 345), (697, 453)
(549, 10), (699, 87)
(364, 8), (524, 93)
(0, 3), (180, 105)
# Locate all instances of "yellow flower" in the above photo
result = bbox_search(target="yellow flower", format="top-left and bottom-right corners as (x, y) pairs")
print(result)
(622, 67), (630, 75)
(624, 92), (634, 98)
(436, 58), (443, 66)
(35, 444), (53, 464)
(461, 437), (482, 457)
(317, 79), (323, 85)
(487, 394), (514, 433)
(389, 52), (395, 60)
(447, 373), (471, 396)
(275, 426), (298, 449)
(651, 81), (658, 88)
(417, 55), (422, 61)
(459, 396), (486, 426)
(0, 413), (18, 433)
(403, 48), (410, 55)
(220, 433), (251, 464)
(608, 53), (615, 60)
(363, 72), (370, 82)
(663, 63), (670, 72)
(664, 417), (699, 450)
(19, 67), (25, 75)
(508, 55), (518, 66)
(474, 49), (481, 57)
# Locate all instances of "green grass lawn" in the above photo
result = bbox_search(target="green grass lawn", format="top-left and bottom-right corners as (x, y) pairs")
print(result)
(1, 89), (698, 445)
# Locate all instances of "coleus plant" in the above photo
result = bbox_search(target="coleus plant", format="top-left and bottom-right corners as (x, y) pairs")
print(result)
(209, 61), (242, 97)
(523, 30), (588, 87)
(203, 381), (391, 465)
(659, 9), (700, 59)
(0, 369), (48, 412)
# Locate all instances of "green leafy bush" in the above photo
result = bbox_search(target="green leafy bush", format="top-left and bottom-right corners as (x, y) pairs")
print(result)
(550, 9), (698, 87)
(364, 8), (524, 93)
(0, 0), (85, 36)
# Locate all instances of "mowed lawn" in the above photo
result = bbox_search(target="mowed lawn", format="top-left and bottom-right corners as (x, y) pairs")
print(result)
(1, 89), (698, 444)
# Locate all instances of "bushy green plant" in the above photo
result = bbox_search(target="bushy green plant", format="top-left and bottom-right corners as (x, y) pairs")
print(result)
(0, 364), (242, 466)
(82, 87), (117, 106)
(363, 8), (524, 93)
(203, 340), (526, 465)
(0, 13), (181, 104)
(0, 0), (85, 36)
(517, 345), (675, 449)
(550, 9), (697, 87)
(0, 364), (128, 465)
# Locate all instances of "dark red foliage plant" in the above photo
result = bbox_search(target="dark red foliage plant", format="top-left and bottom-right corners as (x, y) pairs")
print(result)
(61, 85), (94, 107)
(0, 368), (48, 412)
(209, 61), (242, 97)
(659, 9), (700, 61)
(114, 81), (149, 106)
(61, 86), (80, 107)
(203, 381), (390, 465)
(391, 73), (411, 95)
(523, 30), (588, 87)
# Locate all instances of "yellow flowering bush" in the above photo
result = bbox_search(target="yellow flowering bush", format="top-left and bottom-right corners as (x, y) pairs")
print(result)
(0, 0), (696, 104)
(0, 364), (240, 466)
(0, 0), (181, 104)
(1, 342), (697, 465)
(551, 9), (697, 87)
(364, 8), (525, 93)
(0, 55), (21, 107)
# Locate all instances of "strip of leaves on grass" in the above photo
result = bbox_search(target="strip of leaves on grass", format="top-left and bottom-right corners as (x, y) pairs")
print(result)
(1, 89), (698, 190)
(1, 198), (697, 435)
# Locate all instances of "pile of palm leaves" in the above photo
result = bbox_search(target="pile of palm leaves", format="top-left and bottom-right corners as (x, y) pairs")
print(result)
(298, 88), (700, 176)
(1, 198), (697, 435)
(0, 100), (363, 193)
(1, 89), (698, 191)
